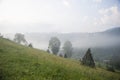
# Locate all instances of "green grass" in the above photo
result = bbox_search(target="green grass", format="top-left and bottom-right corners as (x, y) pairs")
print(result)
(0, 38), (120, 80)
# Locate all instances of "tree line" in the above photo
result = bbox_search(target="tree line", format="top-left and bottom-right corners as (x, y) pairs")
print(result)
(13, 33), (118, 70)
(48, 37), (73, 58)
(47, 37), (95, 68)
(13, 33), (95, 68)
(13, 33), (33, 48)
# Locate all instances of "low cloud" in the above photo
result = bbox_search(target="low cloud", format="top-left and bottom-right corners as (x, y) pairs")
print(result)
(94, 6), (120, 27)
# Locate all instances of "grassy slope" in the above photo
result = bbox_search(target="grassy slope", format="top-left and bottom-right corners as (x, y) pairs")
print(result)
(0, 38), (120, 80)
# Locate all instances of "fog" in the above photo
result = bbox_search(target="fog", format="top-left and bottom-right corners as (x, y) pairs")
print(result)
(0, 0), (120, 34)
(1, 0), (120, 79)
(26, 31), (120, 50)
(1, 0), (120, 63)
(4, 28), (120, 50)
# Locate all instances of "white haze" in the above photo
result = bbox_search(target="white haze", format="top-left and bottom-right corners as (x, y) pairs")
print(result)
(0, 0), (120, 33)
(4, 28), (120, 50)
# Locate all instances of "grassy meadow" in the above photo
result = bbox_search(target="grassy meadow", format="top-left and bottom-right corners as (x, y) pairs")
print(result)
(0, 37), (120, 80)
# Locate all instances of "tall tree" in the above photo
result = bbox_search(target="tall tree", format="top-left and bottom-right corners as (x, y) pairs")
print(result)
(49, 37), (61, 55)
(14, 33), (27, 44)
(82, 48), (95, 68)
(63, 41), (73, 58)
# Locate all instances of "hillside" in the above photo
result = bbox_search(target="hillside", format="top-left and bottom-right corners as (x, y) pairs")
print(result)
(0, 37), (120, 80)
(4, 27), (120, 49)
(24, 27), (120, 64)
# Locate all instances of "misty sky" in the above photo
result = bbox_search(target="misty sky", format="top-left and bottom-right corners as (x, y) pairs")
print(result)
(0, 0), (120, 33)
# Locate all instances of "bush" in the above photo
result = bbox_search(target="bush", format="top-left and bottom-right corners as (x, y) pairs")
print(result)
(28, 43), (33, 48)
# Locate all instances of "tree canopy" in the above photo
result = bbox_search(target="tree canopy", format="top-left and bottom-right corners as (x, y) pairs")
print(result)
(49, 37), (61, 55)
(14, 33), (27, 44)
(63, 41), (73, 58)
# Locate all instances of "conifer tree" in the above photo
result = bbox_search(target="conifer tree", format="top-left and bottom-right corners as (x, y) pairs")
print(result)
(82, 48), (95, 68)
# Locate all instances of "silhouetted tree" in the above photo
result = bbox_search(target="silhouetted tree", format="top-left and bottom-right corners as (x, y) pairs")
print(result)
(63, 41), (73, 58)
(49, 37), (61, 55)
(14, 33), (27, 44)
(64, 54), (67, 58)
(28, 43), (33, 48)
(82, 48), (95, 68)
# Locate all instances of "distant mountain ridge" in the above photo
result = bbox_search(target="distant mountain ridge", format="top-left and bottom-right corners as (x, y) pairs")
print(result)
(102, 27), (120, 35)
(4, 27), (120, 49)
(3, 27), (120, 62)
